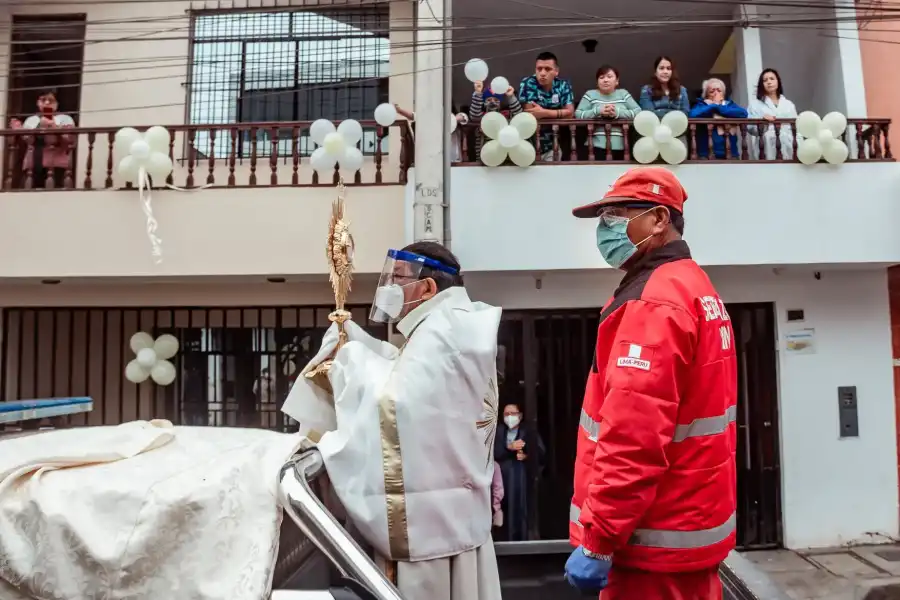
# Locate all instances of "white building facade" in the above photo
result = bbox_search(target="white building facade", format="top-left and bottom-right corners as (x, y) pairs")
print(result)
(0, 0), (897, 555)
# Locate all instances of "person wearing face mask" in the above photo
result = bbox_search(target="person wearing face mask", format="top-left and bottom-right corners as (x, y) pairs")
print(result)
(564, 167), (738, 600)
(493, 403), (544, 541)
(282, 241), (503, 600)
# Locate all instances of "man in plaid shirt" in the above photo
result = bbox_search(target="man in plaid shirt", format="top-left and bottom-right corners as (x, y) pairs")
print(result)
(518, 51), (574, 162)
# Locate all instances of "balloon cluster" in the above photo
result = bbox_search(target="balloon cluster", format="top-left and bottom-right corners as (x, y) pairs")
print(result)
(632, 112), (689, 165)
(479, 112), (539, 167)
(114, 127), (174, 184)
(308, 119), (366, 177)
(125, 332), (179, 386)
(795, 112), (849, 165)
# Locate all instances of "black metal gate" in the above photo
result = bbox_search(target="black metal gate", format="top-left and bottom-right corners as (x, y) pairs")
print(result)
(0, 305), (385, 430)
(496, 305), (782, 549)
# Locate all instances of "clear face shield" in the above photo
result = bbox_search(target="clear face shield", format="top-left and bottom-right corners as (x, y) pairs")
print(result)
(369, 249), (460, 324)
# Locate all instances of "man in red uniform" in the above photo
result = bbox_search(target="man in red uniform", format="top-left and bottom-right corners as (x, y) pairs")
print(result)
(563, 167), (737, 600)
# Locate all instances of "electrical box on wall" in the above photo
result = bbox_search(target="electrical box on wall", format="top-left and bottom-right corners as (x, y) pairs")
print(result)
(837, 386), (859, 438)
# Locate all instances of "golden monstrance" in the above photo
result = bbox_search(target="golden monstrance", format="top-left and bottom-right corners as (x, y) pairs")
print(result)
(305, 178), (355, 393)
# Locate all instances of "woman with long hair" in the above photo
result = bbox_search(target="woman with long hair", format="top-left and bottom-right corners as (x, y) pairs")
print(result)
(638, 56), (690, 118)
(748, 68), (798, 160)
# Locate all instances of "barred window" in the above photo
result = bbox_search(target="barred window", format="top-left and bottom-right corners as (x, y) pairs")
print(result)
(189, 7), (389, 159)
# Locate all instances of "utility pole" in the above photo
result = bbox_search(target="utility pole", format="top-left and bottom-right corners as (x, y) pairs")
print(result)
(412, 0), (448, 246)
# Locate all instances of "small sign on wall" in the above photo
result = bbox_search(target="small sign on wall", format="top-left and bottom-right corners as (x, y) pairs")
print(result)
(785, 328), (816, 355)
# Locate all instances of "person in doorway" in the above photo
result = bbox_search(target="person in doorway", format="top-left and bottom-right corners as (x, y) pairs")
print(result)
(564, 167), (738, 599)
(518, 51), (574, 161)
(748, 68), (798, 160)
(10, 88), (76, 188)
(494, 402), (544, 542)
(282, 241), (503, 600)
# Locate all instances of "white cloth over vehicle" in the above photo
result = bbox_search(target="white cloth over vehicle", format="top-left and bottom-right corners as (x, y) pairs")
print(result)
(0, 420), (302, 600)
(282, 286), (503, 599)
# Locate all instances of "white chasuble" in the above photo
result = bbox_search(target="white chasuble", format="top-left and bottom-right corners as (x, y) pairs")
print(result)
(282, 287), (502, 564)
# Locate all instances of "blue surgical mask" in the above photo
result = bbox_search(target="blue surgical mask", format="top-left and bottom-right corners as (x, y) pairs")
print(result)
(595, 208), (655, 269)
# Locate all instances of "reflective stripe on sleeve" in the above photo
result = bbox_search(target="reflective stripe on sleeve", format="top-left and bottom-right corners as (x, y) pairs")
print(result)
(569, 503), (736, 550)
(579, 409), (599, 442)
(672, 405), (737, 443)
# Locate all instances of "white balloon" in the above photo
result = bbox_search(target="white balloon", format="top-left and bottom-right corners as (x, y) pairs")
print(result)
(822, 112), (848, 137)
(339, 146), (365, 172)
(130, 331), (155, 354)
(653, 125), (673, 145)
(480, 140), (507, 167)
(490, 76), (510, 95)
(323, 132), (345, 156)
(137, 347), (158, 369)
(125, 359), (150, 384)
(310, 119), (336, 145)
(633, 112), (660, 138)
(661, 111), (689, 137)
(337, 119), (363, 145)
(464, 58), (489, 83)
(659, 140), (688, 165)
(130, 139), (150, 160)
(373, 103), (398, 127)
(510, 112), (538, 139)
(797, 139), (823, 165)
(632, 137), (660, 164)
(150, 359), (177, 386)
(817, 129), (835, 146)
(498, 125), (520, 149)
(114, 127), (142, 155)
(450, 114), (458, 133)
(310, 147), (336, 174)
(795, 111), (822, 139)
(145, 152), (173, 182)
(153, 333), (180, 360)
(117, 155), (140, 183)
(144, 126), (171, 153)
(823, 140), (849, 164)
(480, 111), (507, 140)
(508, 140), (536, 167)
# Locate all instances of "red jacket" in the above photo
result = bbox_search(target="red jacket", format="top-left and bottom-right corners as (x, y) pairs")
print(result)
(570, 240), (737, 573)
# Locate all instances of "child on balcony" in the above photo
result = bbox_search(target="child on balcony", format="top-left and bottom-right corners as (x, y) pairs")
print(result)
(9, 89), (76, 189)
(468, 82), (523, 157)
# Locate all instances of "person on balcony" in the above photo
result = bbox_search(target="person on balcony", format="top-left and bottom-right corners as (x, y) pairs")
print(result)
(689, 78), (748, 159)
(638, 56), (690, 119)
(283, 241), (503, 600)
(518, 51), (574, 162)
(575, 65), (641, 161)
(469, 81), (522, 157)
(748, 68), (798, 160)
(565, 167), (737, 599)
(9, 88), (75, 188)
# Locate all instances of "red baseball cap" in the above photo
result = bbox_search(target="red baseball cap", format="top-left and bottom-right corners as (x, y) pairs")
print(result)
(572, 167), (688, 218)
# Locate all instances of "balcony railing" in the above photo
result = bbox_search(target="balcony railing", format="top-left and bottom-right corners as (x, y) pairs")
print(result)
(0, 120), (413, 191)
(452, 117), (893, 165)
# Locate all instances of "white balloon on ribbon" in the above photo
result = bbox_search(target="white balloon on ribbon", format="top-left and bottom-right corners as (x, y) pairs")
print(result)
(464, 58), (489, 83)
(310, 147), (336, 176)
(374, 103), (398, 127)
(478, 113), (535, 167)
(480, 111), (507, 140)
(310, 119), (336, 145)
(311, 119), (366, 176)
(125, 331), (179, 386)
(630, 111), (689, 165)
(480, 140), (507, 167)
(114, 126), (178, 264)
(508, 140), (537, 167)
(337, 119), (363, 145)
(490, 76), (510, 95)
(632, 138), (660, 164)
(510, 112), (538, 139)
(498, 126), (520, 149)
(339, 147), (365, 174)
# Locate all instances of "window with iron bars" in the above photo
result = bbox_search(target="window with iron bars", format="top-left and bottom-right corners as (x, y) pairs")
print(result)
(188, 7), (390, 160)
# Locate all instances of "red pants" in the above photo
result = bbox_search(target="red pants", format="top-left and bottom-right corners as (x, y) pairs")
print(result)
(600, 566), (722, 600)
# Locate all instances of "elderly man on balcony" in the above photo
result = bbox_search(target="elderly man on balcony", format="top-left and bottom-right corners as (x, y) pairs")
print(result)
(689, 78), (748, 159)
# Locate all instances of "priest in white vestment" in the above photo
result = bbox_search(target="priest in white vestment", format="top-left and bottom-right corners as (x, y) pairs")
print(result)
(282, 241), (503, 600)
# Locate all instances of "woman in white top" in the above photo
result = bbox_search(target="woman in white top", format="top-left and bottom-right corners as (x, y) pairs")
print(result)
(748, 68), (798, 160)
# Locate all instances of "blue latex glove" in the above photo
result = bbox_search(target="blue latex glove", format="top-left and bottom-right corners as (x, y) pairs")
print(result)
(564, 546), (612, 594)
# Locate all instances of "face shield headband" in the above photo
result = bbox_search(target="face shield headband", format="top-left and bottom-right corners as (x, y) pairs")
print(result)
(369, 249), (461, 324)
